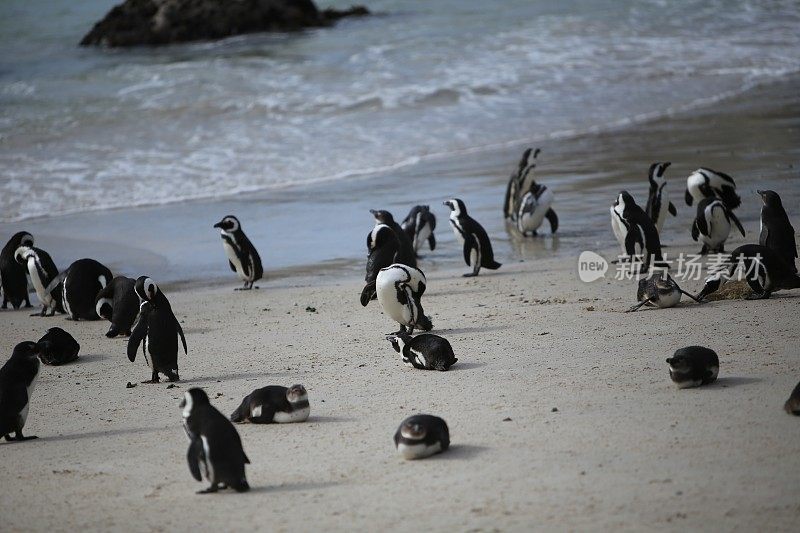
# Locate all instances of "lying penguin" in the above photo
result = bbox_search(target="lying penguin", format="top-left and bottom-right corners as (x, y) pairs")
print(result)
(784, 381), (800, 415)
(37, 327), (80, 366)
(626, 270), (703, 312)
(666, 346), (719, 389)
(393, 414), (450, 460)
(230, 384), (310, 424)
(386, 332), (457, 371)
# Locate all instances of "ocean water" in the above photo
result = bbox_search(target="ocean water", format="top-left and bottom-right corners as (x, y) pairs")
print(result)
(0, 0), (799, 284)
(2, 0), (799, 222)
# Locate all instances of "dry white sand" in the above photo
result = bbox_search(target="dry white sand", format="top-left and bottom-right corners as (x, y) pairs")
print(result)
(1, 249), (799, 531)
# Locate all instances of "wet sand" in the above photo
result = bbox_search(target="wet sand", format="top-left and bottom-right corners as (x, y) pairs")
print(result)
(0, 76), (798, 531)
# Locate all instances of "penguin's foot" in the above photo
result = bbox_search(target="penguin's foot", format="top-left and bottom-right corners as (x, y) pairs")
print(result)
(105, 328), (120, 338)
(165, 371), (180, 382)
(141, 378), (160, 384)
(197, 484), (219, 494)
(31, 311), (44, 317)
(15, 435), (38, 441)
(462, 273), (478, 278)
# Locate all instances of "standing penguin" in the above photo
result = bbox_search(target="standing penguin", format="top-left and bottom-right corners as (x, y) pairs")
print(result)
(1, 231), (34, 309)
(401, 205), (437, 254)
(645, 162), (677, 233)
(370, 210), (416, 267)
(695, 244), (800, 300)
(376, 263), (433, 334)
(386, 332), (457, 371)
(37, 327), (80, 365)
(0, 341), (42, 441)
(49, 258), (113, 320)
(393, 414), (450, 460)
(444, 198), (502, 277)
(95, 276), (139, 338)
(504, 148), (540, 221)
(691, 197), (746, 254)
(361, 224), (400, 306)
(180, 388), (250, 493)
(230, 384), (310, 424)
(684, 167), (741, 209)
(610, 191), (664, 271)
(516, 182), (558, 237)
(128, 276), (187, 383)
(213, 216), (263, 290)
(15, 246), (63, 316)
(758, 190), (797, 273)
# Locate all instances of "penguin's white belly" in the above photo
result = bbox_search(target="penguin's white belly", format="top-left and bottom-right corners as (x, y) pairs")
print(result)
(449, 218), (465, 245)
(518, 193), (552, 233)
(273, 405), (310, 423)
(223, 241), (248, 281)
(26, 261), (49, 306)
(610, 209), (627, 252)
(20, 373), (39, 426)
(62, 277), (73, 317)
(201, 436), (214, 482)
(414, 225), (431, 252)
(397, 441), (442, 460)
(686, 172), (705, 204)
(656, 290), (681, 308)
(703, 208), (731, 248)
(654, 194), (668, 232)
(376, 273), (413, 326)
(143, 335), (152, 368)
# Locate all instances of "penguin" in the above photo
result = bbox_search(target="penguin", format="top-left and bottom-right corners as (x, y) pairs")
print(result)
(691, 197), (745, 254)
(370, 210), (416, 267)
(386, 332), (457, 371)
(758, 190), (797, 273)
(47, 258), (113, 320)
(684, 167), (741, 209)
(0, 341), (42, 441)
(695, 244), (800, 301)
(443, 198), (502, 277)
(361, 224), (400, 306)
(1, 231), (34, 309)
(784, 380), (800, 415)
(128, 276), (187, 383)
(95, 276), (139, 338)
(666, 346), (719, 389)
(393, 414), (450, 460)
(626, 270), (702, 312)
(37, 327), (80, 366)
(230, 384), (310, 424)
(14, 245), (63, 316)
(504, 147), (540, 221)
(645, 162), (677, 233)
(516, 181), (558, 237)
(180, 388), (250, 493)
(610, 191), (664, 271)
(376, 263), (433, 334)
(401, 205), (437, 254)
(213, 215), (263, 290)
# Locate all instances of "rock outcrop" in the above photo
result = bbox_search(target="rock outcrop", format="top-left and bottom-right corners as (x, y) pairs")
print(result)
(80, 0), (369, 47)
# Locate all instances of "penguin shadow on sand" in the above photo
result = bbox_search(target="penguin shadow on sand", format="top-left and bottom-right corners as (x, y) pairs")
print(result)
(305, 415), (357, 424)
(705, 376), (763, 389)
(246, 480), (343, 495)
(33, 425), (170, 443)
(437, 325), (509, 336)
(446, 361), (487, 372)
(425, 444), (490, 461)
(179, 371), (292, 385)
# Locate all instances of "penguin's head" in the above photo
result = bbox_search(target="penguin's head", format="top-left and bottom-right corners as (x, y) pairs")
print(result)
(8, 231), (34, 250)
(399, 419), (427, 441)
(648, 162), (671, 182)
(370, 209), (395, 225)
(180, 388), (209, 417)
(371, 225), (398, 251)
(695, 273), (724, 301)
(134, 276), (158, 302)
(286, 384), (308, 404)
(757, 190), (782, 209)
(12, 341), (40, 361)
(665, 354), (689, 371)
(13, 245), (35, 265)
(213, 215), (240, 233)
(443, 198), (466, 216)
(95, 296), (113, 321)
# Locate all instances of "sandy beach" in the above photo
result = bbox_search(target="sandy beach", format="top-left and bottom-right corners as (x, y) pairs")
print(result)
(1, 72), (799, 532)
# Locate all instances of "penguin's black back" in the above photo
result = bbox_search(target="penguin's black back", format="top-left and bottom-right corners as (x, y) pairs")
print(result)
(231, 385), (291, 423)
(234, 228), (264, 281)
(389, 221), (417, 267)
(394, 414), (450, 449)
(37, 327), (80, 366)
(64, 258), (113, 319)
(100, 276), (139, 334)
(0, 345), (40, 435)
(0, 232), (33, 307)
(186, 402), (249, 486)
(460, 214), (500, 268)
(409, 334), (457, 371)
(760, 194), (797, 273)
(623, 200), (663, 264)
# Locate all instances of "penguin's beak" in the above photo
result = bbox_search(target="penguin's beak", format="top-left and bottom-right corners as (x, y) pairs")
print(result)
(663, 162), (671, 169)
(213, 221), (223, 228)
(756, 190), (765, 196)
(369, 209), (378, 215)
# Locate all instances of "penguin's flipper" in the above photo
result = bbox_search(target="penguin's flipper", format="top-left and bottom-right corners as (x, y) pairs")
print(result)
(242, 451), (250, 465)
(691, 220), (700, 242)
(187, 437), (204, 482)
(545, 208), (559, 234)
(462, 233), (478, 266)
(626, 299), (652, 313)
(428, 232), (436, 251)
(127, 304), (151, 362)
(44, 270), (67, 296)
(359, 282), (375, 307)
(176, 319), (188, 355)
(680, 289), (704, 304)
(624, 228), (640, 257)
(685, 189), (693, 206)
(668, 201), (677, 217)
(228, 261), (236, 273)
(729, 211), (746, 237)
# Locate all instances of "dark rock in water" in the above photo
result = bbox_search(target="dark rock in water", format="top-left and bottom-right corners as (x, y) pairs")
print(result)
(37, 327), (80, 366)
(80, 0), (370, 47)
